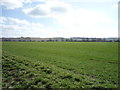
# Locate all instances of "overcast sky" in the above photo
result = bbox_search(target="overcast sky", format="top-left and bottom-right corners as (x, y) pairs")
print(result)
(0, 0), (118, 38)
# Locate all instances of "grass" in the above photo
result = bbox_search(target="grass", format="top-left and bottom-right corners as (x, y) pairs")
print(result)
(2, 42), (118, 88)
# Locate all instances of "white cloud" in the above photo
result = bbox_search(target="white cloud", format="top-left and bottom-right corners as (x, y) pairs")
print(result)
(7, 17), (30, 26)
(1, 0), (45, 9)
(1, 0), (118, 38)
(1, 0), (23, 9)
(1, 17), (66, 37)
(23, 5), (49, 17)
(0, 17), (7, 24)
(60, 0), (118, 3)
(1, 0), (118, 10)
(23, 0), (113, 26)
(52, 8), (113, 28)
(23, 1), (72, 18)
(0, 15), (117, 38)
(22, 0), (117, 38)
(112, 4), (118, 8)
(51, 7), (117, 38)
(1, 17), (45, 37)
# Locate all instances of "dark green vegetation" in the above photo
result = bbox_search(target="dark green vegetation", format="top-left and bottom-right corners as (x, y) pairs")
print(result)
(2, 42), (118, 88)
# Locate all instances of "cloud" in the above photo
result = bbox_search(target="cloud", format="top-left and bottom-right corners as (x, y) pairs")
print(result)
(1, 17), (69, 38)
(52, 8), (113, 28)
(1, 0), (23, 9)
(1, 17), (45, 37)
(23, 5), (49, 17)
(1, 0), (118, 10)
(0, 17), (7, 24)
(23, 0), (113, 27)
(51, 6), (67, 13)
(23, 1), (72, 18)
(60, 0), (118, 3)
(21, 0), (117, 38)
(1, 0), (117, 38)
(0, 15), (117, 38)
(50, 7), (117, 38)
(1, 0), (45, 9)
(112, 4), (118, 8)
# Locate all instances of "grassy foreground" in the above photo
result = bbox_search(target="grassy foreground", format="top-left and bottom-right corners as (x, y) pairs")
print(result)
(2, 42), (118, 88)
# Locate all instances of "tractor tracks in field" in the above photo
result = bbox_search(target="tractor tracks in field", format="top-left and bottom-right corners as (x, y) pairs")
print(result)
(2, 53), (118, 88)
(56, 64), (117, 86)
(2, 54), (86, 88)
(89, 59), (118, 64)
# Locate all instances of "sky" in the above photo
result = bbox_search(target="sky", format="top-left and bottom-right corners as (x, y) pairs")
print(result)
(0, 0), (119, 38)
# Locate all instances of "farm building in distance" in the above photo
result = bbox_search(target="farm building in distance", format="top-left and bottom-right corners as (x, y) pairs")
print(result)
(1, 37), (66, 42)
(1, 37), (120, 42)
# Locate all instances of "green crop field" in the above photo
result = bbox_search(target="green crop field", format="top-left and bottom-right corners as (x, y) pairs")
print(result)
(2, 42), (118, 88)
